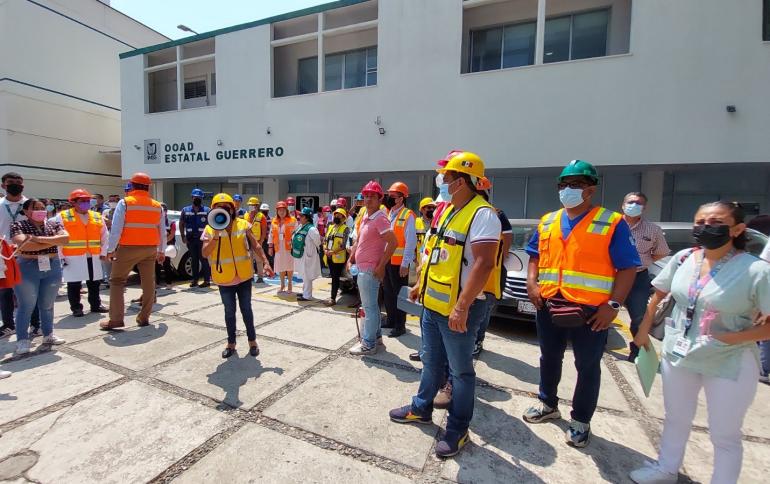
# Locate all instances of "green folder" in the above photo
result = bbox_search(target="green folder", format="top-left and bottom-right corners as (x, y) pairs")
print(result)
(635, 345), (660, 398)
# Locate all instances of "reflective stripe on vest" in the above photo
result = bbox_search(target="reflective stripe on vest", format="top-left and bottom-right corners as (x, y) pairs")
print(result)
(205, 218), (254, 284)
(561, 270), (613, 294)
(120, 191), (161, 246)
(390, 207), (414, 265)
(61, 208), (103, 256)
(325, 224), (348, 264)
(271, 217), (296, 251)
(586, 207), (620, 235)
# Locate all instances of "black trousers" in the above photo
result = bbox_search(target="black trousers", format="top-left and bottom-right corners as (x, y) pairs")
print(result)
(1, 287), (39, 329)
(328, 260), (346, 300)
(383, 263), (408, 331)
(67, 257), (102, 312)
(187, 237), (211, 283)
(155, 255), (174, 285)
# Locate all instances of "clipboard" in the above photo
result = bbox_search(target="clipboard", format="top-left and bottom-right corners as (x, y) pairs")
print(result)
(635, 344), (660, 398)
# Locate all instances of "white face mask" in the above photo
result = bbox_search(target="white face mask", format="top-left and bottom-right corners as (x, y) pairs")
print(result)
(623, 202), (644, 217)
(559, 187), (584, 209)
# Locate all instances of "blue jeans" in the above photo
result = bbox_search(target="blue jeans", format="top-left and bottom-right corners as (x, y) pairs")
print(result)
(357, 270), (381, 348)
(411, 301), (484, 437)
(14, 257), (62, 341)
(535, 305), (607, 424)
(218, 280), (255, 344)
(475, 292), (497, 344)
(760, 340), (770, 377)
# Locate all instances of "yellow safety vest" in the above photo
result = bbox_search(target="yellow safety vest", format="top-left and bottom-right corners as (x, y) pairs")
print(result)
(204, 218), (254, 284)
(245, 211), (265, 240)
(324, 223), (349, 264)
(419, 195), (502, 317)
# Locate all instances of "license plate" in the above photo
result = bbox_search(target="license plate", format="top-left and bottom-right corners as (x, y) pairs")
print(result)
(517, 300), (536, 314)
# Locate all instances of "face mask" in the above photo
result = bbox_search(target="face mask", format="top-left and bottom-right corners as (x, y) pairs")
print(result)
(692, 224), (733, 250)
(5, 184), (23, 196)
(261, 210), (269, 216)
(425, 209), (434, 220)
(383, 195), (396, 209)
(193, 198), (202, 206)
(435, 173), (444, 188)
(559, 187), (584, 209)
(108, 202), (118, 209)
(77, 201), (91, 212)
(46, 204), (55, 213)
(334, 217), (343, 224)
(288, 205), (295, 212)
(90, 199), (98, 208)
(248, 205), (257, 211)
(438, 182), (450, 199)
(623, 202), (644, 218)
(30, 210), (47, 222)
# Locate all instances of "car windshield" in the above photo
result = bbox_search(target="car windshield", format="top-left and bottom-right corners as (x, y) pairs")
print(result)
(511, 224), (538, 250)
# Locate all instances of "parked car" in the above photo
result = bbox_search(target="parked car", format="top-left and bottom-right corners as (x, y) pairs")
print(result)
(165, 210), (193, 278)
(494, 219), (770, 322)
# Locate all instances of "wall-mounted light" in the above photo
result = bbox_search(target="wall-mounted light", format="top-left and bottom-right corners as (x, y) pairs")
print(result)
(133, 144), (141, 150)
(216, 139), (223, 146)
(726, 105), (737, 113)
(266, 127), (272, 135)
(378, 127), (386, 135)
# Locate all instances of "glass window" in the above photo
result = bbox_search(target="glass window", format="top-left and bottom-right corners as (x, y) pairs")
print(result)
(764, 0), (770, 41)
(184, 79), (207, 100)
(544, 17), (571, 63)
(366, 47), (378, 86)
(210, 73), (216, 96)
(571, 10), (609, 60)
(470, 27), (503, 72)
(147, 67), (178, 113)
(297, 56), (318, 94)
(288, 180), (308, 193)
(308, 179), (328, 193)
(344, 49), (366, 89)
(324, 53), (343, 91)
(503, 23), (536, 68)
(242, 183), (264, 195)
(491, 176), (526, 218)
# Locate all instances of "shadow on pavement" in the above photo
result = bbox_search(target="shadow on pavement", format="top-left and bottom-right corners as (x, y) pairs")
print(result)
(207, 352), (284, 408)
(478, 349), (540, 386)
(54, 312), (103, 330)
(104, 323), (168, 347)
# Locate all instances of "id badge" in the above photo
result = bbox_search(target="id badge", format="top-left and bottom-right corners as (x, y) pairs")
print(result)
(279, 232), (284, 240)
(38, 256), (51, 272)
(429, 247), (440, 265)
(672, 336), (691, 358)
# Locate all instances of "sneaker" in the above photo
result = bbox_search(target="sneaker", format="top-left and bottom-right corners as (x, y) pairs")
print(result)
(0, 326), (15, 339)
(0, 370), (10, 379)
(629, 461), (678, 484)
(388, 405), (432, 425)
(472, 341), (483, 357)
(433, 382), (453, 410)
(322, 298), (336, 307)
(42, 334), (66, 345)
(256, 277), (264, 283)
(522, 402), (561, 423)
(565, 419), (591, 448)
(759, 374), (770, 385)
(14, 339), (30, 355)
(349, 342), (378, 356)
(435, 431), (470, 458)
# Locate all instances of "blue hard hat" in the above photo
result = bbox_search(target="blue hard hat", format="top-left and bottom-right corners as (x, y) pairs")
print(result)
(191, 188), (204, 198)
(355, 193), (364, 201)
(233, 194), (243, 201)
(124, 182), (132, 192)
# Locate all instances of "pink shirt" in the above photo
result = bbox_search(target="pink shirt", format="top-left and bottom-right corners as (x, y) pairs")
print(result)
(354, 209), (392, 272)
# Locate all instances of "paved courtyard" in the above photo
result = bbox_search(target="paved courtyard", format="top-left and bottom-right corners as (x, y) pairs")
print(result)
(0, 279), (768, 483)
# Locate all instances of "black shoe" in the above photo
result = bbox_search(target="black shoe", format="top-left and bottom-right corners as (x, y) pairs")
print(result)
(409, 352), (421, 362)
(189, 281), (199, 288)
(249, 345), (259, 357)
(90, 306), (109, 313)
(256, 277), (264, 283)
(222, 347), (235, 358)
(199, 282), (211, 288)
(472, 341), (483, 357)
(381, 318), (394, 329)
(297, 296), (311, 302)
(627, 342), (639, 363)
(72, 309), (85, 318)
(388, 327), (406, 338)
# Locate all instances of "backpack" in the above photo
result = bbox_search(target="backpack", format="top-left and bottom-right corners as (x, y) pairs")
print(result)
(291, 224), (312, 259)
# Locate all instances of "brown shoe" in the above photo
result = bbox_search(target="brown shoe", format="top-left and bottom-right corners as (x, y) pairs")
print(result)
(100, 321), (125, 331)
(323, 298), (336, 307)
(136, 317), (150, 327)
(433, 382), (452, 409)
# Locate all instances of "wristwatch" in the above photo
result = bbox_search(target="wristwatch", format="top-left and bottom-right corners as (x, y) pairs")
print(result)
(607, 300), (622, 310)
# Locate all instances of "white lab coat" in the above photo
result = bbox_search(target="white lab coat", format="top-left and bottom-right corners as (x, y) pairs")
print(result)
(53, 212), (109, 283)
(296, 226), (321, 282)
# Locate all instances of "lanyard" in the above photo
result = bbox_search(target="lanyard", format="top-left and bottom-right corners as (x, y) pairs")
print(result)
(4, 203), (23, 222)
(684, 248), (735, 335)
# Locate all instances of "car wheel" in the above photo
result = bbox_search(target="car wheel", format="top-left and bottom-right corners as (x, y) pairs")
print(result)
(179, 253), (193, 279)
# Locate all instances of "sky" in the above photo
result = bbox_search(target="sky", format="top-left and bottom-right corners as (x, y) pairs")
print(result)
(110, 0), (331, 40)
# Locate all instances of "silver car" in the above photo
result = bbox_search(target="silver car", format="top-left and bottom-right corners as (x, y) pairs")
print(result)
(164, 210), (196, 279)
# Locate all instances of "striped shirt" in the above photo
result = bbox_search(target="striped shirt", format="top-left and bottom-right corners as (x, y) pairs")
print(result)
(628, 217), (670, 270)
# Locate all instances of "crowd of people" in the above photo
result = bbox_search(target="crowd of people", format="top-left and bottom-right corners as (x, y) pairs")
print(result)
(1, 152), (769, 483)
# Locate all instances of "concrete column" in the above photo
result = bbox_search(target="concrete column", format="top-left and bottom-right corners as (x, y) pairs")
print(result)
(317, 13), (324, 93)
(641, 170), (665, 222)
(262, 178), (281, 209)
(535, 0), (546, 65)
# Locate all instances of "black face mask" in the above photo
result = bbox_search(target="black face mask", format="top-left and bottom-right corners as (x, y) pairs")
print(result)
(383, 195), (397, 209)
(334, 217), (343, 224)
(425, 209), (434, 220)
(692, 224), (733, 250)
(5, 184), (23, 196)
(193, 198), (202, 206)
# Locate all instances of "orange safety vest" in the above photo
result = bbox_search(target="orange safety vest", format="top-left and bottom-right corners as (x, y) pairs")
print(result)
(537, 207), (622, 306)
(119, 190), (162, 246)
(390, 206), (415, 265)
(60, 208), (103, 256)
(271, 216), (297, 251)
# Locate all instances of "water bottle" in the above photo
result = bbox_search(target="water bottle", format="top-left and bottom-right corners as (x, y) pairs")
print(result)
(349, 264), (359, 277)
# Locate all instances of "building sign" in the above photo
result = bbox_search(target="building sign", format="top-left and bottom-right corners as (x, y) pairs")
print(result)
(143, 140), (284, 164)
(298, 196), (319, 212)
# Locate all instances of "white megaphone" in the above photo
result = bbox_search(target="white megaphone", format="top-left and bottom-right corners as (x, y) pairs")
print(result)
(207, 207), (231, 235)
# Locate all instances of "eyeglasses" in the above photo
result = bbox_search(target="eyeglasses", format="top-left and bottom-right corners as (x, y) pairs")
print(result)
(557, 181), (590, 190)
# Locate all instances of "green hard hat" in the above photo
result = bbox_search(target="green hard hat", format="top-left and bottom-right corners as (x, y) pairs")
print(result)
(559, 159), (598, 182)
(300, 207), (314, 217)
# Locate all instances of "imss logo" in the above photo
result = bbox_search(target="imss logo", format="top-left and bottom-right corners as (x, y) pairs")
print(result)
(144, 139), (160, 164)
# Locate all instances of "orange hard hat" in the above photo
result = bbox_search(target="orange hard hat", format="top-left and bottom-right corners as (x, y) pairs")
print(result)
(361, 181), (383, 197)
(130, 172), (152, 185)
(388, 182), (409, 197)
(68, 188), (92, 201)
(276, 201), (288, 209)
(286, 197), (296, 204)
(336, 197), (348, 208)
(476, 176), (493, 191)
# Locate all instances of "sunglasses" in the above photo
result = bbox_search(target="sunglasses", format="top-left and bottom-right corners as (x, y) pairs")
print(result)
(557, 181), (590, 190)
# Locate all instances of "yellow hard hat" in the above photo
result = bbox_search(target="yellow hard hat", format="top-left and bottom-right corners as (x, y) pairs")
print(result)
(247, 196), (260, 205)
(333, 208), (347, 218)
(210, 193), (234, 208)
(437, 151), (485, 179)
(419, 197), (436, 210)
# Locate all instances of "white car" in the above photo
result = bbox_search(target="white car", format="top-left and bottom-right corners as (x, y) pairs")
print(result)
(164, 210), (197, 279)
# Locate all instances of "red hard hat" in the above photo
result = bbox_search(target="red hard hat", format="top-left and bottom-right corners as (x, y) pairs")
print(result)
(322, 205), (331, 212)
(437, 150), (465, 168)
(387, 181), (409, 198)
(68, 188), (92, 201)
(130, 172), (152, 185)
(276, 201), (288, 209)
(286, 197), (296, 204)
(361, 181), (383, 197)
(336, 197), (348, 208)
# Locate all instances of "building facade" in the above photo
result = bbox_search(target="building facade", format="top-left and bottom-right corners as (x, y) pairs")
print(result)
(120, 0), (770, 221)
(0, 0), (168, 199)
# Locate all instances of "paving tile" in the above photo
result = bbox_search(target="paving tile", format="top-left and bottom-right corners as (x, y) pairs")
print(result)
(179, 300), (297, 328)
(682, 430), (770, 483)
(256, 311), (356, 351)
(441, 387), (656, 483)
(615, 357), (770, 440)
(152, 288), (223, 315)
(153, 340), (326, 408)
(263, 357), (441, 469)
(0, 380), (230, 484)
(474, 334), (629, 412)
(70, 320), (224, 370)
(177, 423), (412, 483)
(363, 322), (423, 371)
(0, 352), (120, 425)
(52, 312), (160, 344)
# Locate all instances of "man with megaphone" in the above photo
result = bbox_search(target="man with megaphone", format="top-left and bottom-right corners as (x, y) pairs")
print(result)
(201, 193), (273, 358)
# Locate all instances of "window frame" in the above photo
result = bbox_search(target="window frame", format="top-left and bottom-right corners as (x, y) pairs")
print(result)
(296, 55), (319, 95)
(544, 8), (610, 64)
(764, 0), (770, 41)
(469, 19), (538, 73)
(324, 45), (378, 92)
(144, 41), (216, 114)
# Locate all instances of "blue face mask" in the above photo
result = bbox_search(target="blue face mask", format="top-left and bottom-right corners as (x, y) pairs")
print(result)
(438, 183), (450, 199)
(89, 199), (98, 208)
(46, 204), (55, 213)
(623, 202), (643, 217)
(558, 187), (584, 209)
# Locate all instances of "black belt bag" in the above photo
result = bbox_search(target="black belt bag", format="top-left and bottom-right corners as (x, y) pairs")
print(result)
(545, 297), (597, 328)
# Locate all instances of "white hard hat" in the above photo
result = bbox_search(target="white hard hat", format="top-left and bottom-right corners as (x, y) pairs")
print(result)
(164, 245), (178, 259)
(260, 203), (269, 210)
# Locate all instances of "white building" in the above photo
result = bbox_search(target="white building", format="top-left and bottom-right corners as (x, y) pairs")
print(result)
(120, 0), (770, 221)
(0, 0), (168, 199)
